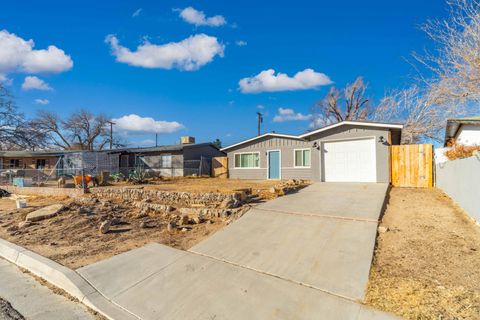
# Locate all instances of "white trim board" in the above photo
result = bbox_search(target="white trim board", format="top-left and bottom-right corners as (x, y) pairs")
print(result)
(232, 151), (261, 169)
(293, 148), (311, 168)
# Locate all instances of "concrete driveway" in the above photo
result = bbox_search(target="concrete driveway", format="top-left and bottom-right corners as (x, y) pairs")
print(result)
(78, 183), (396, 320)
(191, 182), (388, 301)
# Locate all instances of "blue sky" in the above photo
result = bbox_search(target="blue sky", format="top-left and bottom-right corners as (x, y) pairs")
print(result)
(0, 0), (447, 147)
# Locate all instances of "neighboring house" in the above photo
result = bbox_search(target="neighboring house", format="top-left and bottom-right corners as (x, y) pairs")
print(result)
(0, 150), (66, 170)
(435, 117), (480, 164)
(0, 150), (120, 176)
(222, 120), (403, 183)
(444, 116), (480, 146)
(0, 136), (224, 178)
(117, 137), (225, 177)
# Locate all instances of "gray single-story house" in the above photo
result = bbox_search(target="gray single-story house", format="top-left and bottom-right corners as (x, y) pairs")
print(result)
(222, 120), (403, 183)
(117, 138), (225, 177)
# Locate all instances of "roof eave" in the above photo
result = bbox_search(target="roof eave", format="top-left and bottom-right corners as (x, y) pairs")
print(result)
(221, 133), (303, 152)
(299, 121), (403, 139)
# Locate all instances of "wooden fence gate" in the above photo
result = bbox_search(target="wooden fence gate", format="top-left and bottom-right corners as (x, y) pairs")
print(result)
(211, 157), (228, 178)
(391, 144), (433, 188)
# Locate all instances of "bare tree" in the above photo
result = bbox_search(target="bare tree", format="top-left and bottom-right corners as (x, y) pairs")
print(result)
(414, 0), (480, 105)
(30, 110), (72, 149)
(311, 77), (369, 128)
(30, 109), (122, 151)
(0, 84), (35, 150)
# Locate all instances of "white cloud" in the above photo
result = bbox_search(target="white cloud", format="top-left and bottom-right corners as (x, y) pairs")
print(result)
(235, 40), (247, 47)
(0, 29), (73, 78)
(132, 8), (142, 17)
(179, 7), (226, 27)
(239, 68), (332, 93)
(34, 98), (49, 105)
(22, 76), (52, 91)
(257, 104), (265, 110)
(273, 107), (312, 122)
(112, 114), (184, 134)
(105, 34), (224, 71)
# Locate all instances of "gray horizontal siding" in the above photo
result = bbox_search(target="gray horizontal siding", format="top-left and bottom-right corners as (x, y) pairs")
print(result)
(305, 125), (393, 183)
(229, 168), (267, 180)
(226, 136), (315, 180)
(225, 125), (399, 183)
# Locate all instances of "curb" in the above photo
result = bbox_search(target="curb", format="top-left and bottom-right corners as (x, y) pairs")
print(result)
(0, 238), (139, 320)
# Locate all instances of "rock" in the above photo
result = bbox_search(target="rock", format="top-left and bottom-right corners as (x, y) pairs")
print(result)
(78, 206), (91, 214)
(190, 216), (203, 224)
(219, 198), (234, 209)
(180, 215), (189, 225)
(269, 187), (277, 194)
(140, 220), (155, 229)
(378, 226), (389, 233)
(26, 204), (64, 222)
(111, 218), (121, 225)
(0, 188), (10, 198)
(233, 191), (246, 202)
(167, 221), (176, 231)
(99, 220), (111, 234)
(18, 221), (32, 229)
(181, 227), (188, 232)
(221, 210), (232, 218)
(6, 225), (18, 232)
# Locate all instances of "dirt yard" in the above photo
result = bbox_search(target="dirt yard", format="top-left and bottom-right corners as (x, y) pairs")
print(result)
(366, 187), (480, 319)
(0, 178), (308, 269)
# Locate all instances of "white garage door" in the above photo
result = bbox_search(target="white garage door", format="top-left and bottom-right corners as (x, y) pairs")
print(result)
(323, 138), (376, 182)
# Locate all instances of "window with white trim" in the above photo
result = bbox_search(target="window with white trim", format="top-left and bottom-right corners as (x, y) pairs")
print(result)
(234, 152), (260, 168)
(161, 154), (172, 168)
(294, 149), (311, 167)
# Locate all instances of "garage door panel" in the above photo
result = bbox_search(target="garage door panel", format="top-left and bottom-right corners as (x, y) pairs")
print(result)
(323, 138), (376, 182)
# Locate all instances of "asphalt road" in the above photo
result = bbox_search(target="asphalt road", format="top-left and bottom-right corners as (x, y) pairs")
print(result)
(0, 298), (24, 320)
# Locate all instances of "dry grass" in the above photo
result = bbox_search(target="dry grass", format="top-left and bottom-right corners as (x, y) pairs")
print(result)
(444, 144), (480, 160)
(365, 187), (480, 319)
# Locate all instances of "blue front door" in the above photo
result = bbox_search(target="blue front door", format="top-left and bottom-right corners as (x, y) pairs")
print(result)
(268, 151), (280, 179)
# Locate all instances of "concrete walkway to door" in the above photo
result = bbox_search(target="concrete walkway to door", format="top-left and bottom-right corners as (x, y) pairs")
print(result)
(78, 183), (397, 320)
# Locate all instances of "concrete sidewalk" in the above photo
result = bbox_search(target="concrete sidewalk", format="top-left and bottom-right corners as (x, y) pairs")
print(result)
(78, 244), (393, 320)
(76, 182), (396, 319)
(0, 258), (94, 320)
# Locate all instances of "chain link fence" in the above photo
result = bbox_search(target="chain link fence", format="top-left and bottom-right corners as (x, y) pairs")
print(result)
(0, 156), (213, 187)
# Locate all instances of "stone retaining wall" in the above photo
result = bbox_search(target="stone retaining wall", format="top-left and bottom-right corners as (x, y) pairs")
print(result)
(90, 187), (234, 207)
(0, 185), (85, 198)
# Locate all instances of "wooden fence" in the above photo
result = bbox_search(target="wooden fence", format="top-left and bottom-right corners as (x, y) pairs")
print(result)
(211, 157), (228, 178)
(391, 144), (433, 188)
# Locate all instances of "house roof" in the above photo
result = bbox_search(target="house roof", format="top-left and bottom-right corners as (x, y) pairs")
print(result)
(0, 149), (81, 158)
(298, 120), (403, 138)
(444, 116), (480, 146)
(221, 120), (403, 152)
(0, 142), (221, 158)
(221, 133), (304, 152)
(118, 142), (220, 154)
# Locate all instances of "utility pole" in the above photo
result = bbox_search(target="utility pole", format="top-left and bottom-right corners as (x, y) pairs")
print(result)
(106, 121), (115, 150)
(256, 112), (263, 136)
(155, 133), (158, 147)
